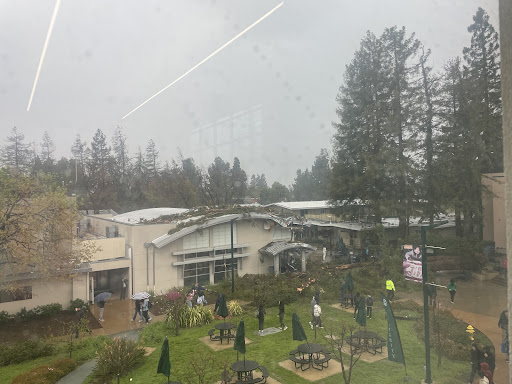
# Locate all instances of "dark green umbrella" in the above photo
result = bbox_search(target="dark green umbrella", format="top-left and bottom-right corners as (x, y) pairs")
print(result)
(233, 319), (246, 362)
(345, 272), (354, 292)
(218, 295), (229, 321)
(355, 296), (366, 327)
(157, 337), (171, 383)
(292, 312), (308, 342)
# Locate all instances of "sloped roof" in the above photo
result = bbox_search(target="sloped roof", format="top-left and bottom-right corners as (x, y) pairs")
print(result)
(112, 208), (189, 224)
(151, 212), (288, 249)
(258, 241), (317, 256)
(267, 201), (333, 210)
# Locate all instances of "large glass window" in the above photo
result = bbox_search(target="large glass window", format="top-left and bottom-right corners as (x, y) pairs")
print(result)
(183, 261), (210, 287)
(183, 231), (210, 250)
(184, 251), (210, 260)
(0, 286), (32, 303)
(212, 223), (237, 246)
(214, 258), (237, 283)
(273, 225), (291, 240)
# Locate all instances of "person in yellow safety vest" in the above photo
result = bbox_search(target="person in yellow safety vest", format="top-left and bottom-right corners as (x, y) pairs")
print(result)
(386, 278), (395, 301)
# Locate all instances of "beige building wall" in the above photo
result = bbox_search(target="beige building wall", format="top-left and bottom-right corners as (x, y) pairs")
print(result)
(85, 237), (126, 261)
(482, 173), (506, 250)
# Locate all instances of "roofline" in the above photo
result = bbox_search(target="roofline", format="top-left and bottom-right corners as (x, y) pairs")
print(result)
(152, 213), (288, 249)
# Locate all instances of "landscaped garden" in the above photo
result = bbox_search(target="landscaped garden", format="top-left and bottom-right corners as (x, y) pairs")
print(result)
(0, 252), (495, 384)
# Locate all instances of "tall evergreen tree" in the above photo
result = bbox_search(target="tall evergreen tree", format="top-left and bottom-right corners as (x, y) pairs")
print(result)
(311, 148), (331, 199)
(231, 157), (248, 203)
(1, 127), (31, 173)
(331, 31), (392, 223)
(144, 139), (160, 180)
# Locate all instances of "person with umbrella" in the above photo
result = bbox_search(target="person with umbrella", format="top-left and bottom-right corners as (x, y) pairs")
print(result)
(94, 292), (112, 322)
(131, 299), (143, 322)
(142, 297), (152, 324)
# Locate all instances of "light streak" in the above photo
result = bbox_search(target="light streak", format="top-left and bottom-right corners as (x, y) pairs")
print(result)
(122, 2), (284, 120)
(27, 0), (61, 111)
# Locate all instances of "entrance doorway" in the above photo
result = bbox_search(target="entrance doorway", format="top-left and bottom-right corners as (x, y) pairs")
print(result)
(90, 268), (129, 301)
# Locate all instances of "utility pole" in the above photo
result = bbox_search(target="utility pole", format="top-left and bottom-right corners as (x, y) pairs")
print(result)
(231, 219), (235, 293)
(421, 220), (448, 384)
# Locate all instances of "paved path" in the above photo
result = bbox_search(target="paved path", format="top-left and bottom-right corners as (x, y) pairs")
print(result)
(56, 329), (142, 384)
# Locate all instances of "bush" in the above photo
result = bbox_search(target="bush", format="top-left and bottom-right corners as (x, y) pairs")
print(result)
(11, 358), (77, 384)
(37, 303), (63, 317)
(0, 310), (11, 324)
(228, 301), (244, 316)
(68, 298), (88, 312)
(15, 307), (37, 321)
(166, 304), (215, 329)
(0, 340), (55, 366)
(92, 337), (146, 383)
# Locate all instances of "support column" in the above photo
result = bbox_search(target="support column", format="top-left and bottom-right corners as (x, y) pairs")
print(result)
(301, 251), (306, 272)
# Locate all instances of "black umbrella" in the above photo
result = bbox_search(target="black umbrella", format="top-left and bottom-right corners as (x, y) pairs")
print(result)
(233, 319), (246, 362)
(345, 272), (354, 292)
(94, 292), (112, 302)
(292, 312), (308, 343)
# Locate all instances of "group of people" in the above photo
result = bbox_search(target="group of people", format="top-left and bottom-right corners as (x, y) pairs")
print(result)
(131, 298), (152, 324)
(252, 300), (288, 333)
(309, 294), (323, 329)
(469, 343), (496, 384)
(187, 282), (207, 308)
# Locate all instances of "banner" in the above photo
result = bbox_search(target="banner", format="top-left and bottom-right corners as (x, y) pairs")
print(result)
(402, 244), (423, 283)
(380, 293), (406, 365)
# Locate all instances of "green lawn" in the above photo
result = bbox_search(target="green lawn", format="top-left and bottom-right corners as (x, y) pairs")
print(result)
(110, 300), (470, 384)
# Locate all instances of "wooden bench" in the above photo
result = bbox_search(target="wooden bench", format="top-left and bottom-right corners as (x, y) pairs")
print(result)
(314, 355), (331, 369)
(368, 341), (386, 355)
(208, 329), (220, 341)
(290, 355), (310, 371)
(258, 366), (269, 383)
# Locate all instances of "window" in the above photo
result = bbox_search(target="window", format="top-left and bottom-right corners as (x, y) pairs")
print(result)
(212, 223), (237, 246)
(273, 225), (291, 240)
(0, 286), (32, 303)
(184, 251), (210, 260)
(183, 262), (210, 287)
(214, 258), (237, 283)
(183, 230), (210, 250)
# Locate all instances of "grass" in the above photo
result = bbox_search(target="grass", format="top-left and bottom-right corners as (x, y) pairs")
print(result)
(92, 299), (473, 384)
(0, 335), (110, 383)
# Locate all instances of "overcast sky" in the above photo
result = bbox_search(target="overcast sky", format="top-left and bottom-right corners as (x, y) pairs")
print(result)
(0, 0), (499, 186)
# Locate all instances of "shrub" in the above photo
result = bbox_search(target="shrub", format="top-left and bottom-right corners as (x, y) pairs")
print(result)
(15, 307), (37, 321)
(228, 301), (244, 316)
(0, 340), (55, 366)
(11, 358), (77, 384)
(37, 303), (63, 317)
(0, 310), (11, 324)
(68, 298), (88, 312)
(92, 337), (146, 383)
(166, 304), (214, 329)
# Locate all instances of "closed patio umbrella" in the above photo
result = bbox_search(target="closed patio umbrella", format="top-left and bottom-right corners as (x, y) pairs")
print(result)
(345, 272), (354, 293)
(355, 296), (366, 327)
(218, 295), (229, 322)
(233, 319), (246, 362)
(292, 312), (308, 342)
(157, 337), (182, 384)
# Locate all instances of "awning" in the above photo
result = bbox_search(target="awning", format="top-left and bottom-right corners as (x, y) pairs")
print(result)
(258, 241), (317, 256)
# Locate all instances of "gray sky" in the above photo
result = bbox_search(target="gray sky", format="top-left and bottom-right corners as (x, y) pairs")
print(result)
(0, 0), (499, 185)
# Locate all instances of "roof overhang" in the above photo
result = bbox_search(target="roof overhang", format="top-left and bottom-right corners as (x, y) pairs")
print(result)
(152, 213), (289, 249)
(258, 241), (317, 256)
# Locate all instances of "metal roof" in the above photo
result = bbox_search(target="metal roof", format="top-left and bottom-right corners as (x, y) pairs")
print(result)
(152, 213), (289, 249)
(267, 201), (333, 210)
(258, 241), (317, 256)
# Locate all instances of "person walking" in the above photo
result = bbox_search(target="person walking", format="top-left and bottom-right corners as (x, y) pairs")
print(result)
(468, 343), (482, 384)
(322, 246), (327, 261)
(312, 302), (322, 328)
(131, 299), (143, 322)
(498, 309), (508, 345)
(366, 295), (373, 319)
(428, 282), (437, 306)
(482, 346), (495, 375)
(142, 298), (152, 324)
(97, 300), (105, 322)
(278, 300), (287, 330)
(386, 278), (395, 301)
(120, 278), (128, 300)
(353, 292), (361, 319)
(75, 307), (85, 338)
(309, 296), (316, 326)
(257, 304), (266, 333)
(197, 291), (207, 306)
(479, 362), (494, 384)
(448, 279), (457, 303)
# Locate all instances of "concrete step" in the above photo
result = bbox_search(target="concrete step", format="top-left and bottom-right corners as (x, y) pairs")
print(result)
(491, 275), (508, 287)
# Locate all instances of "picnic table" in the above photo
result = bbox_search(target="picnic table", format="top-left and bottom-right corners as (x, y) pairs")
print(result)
(289, 343), (331, 371)
(338, 293), (355, 308)
(214, 322), (236, 344)
(348, 330), (386, 354)
(231, 360), (261, 383)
